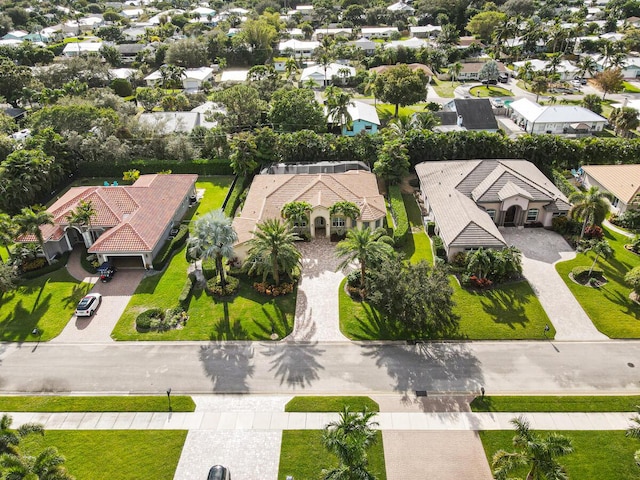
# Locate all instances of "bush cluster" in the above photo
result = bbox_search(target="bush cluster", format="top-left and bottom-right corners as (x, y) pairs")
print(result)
(571, 266), (604, 284)
(253, 281), (295, 296)
(136, 308), (164, 330)
(552, 169), (578, 198)
(201, 259), (216, 280)
(468, 275), (493, 289)
(223, 176), (247, 217)
(178, 275), (195, 309)
(583, 225), (604, 240)
(431, 236), (446, 259)
(610, 209), (640, 231)
(20, 258), (47, 273)
(20, 252), (71, 279)
(152, 225), (189, 270)
(551, 216), (582, 237)
(206, 275), (240, 297)
(388, 185), (408, 247)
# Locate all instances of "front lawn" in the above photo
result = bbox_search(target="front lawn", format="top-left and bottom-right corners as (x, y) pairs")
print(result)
(431, 79), (456, 98)
(21, 430), (186, 480)
(185, 176), (234, 223)
(623, 81), (640, 93)
(112, 244), (296, 340)
(0, 269), (92, 342)
(0, 395), (195, 412)
(285, 396), (379, 412)
(400, 193), (433, 264)
(471, 395), (640, 412)
(480, 430), (638, 480)
(279, 430), (386, 480)
(555, 228), (640, 338)
(469, 85), (512, 97)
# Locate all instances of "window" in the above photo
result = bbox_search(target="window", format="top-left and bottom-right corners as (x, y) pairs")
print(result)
(527, 208), (539, 222)
(375, 219), (381, 228)
(332, 217), (345, 227)
(486, 209), (496, 220)
(363, 221), (370, 229)
(293, 220), (307, 227)
(364, 125), (372, 130)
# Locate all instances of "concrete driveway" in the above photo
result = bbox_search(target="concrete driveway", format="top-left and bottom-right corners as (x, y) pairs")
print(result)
(501, 228), (608, 341)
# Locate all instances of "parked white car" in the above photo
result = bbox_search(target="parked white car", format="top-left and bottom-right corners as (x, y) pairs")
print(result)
(75, 293), (102, 317)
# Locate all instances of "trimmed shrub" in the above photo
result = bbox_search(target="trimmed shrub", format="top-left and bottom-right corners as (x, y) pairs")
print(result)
(202, 259), (216, 280)
(584, 225), (604, 240)
(223, 176), (248, 218)
(206, 275), (240, 297)
(178, 275), (195, 309)
(571, 265), (604, 283)
(431, 236), (446, 258)
(612, 209), (640, 230)
(136, 308), (164, 331)
(152, 225), (189, 270)
(551, 216), (581, 236)
(253, 281), (295, 297)
(426, 221), (435, 236)
(552, 169), (578, 198)
(20, 252), (71, 279)
(388, 185), (408, 247)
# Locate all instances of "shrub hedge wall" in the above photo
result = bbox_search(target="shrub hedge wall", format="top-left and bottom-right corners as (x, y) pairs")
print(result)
(152, 225), (189, 271)
(76, 159), (233, 178)
(21, 252), (71, 280)
(388, 185), (408, 247)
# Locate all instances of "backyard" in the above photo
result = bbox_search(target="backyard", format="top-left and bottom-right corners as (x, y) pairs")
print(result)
(555, 227), (640, 338)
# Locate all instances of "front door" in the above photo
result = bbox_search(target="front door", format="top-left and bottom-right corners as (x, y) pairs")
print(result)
(504, 206), (518, 226)
(314, 216), (326, 236)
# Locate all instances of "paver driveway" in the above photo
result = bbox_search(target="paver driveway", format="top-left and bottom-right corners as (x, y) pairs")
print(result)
(501, 228), (608, 341)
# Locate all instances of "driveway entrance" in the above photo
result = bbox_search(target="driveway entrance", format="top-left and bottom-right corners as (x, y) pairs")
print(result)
(501, 228), (608, 341)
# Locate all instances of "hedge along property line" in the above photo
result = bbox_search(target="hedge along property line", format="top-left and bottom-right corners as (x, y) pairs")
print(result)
(223, 175), (248, 218)
(388, 185), (409, 247)
(151, 225), (189, 271)
(552, 169), (579, 198)
(20, 251), (70, 280)
(75, 159), (234, 178)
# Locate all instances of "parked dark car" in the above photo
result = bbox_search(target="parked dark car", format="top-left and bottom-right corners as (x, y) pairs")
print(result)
(207, 465), (230, 480)
(498, 73), (509, 83)
(97, 261), (116, 282)
(481, 79), (498, 85)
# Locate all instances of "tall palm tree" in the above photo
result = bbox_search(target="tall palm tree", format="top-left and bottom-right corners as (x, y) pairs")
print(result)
(0, 446), (73, 480)
(0, 414), (44, 455)
(492, 416), (573, 480)
(577, 56), (598, 79)
(531, 76), (549, 102)
(326, 87), (354, 131)
(14, 206), (54, 264)
(188, 209), (237, 287)
(322, 406), (379, 480)
(244, 218), (301, 287)
(518, 61), (534, 88)
(0, 213), (16, 261)
(449, 62), (463, 85)
(284, 57), (298, 82)
(66, 200), (96, 244)
(568, 186), (611, 239)
(335, 227), (394, 292)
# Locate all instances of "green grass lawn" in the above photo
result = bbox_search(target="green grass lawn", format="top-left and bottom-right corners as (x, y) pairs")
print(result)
(0, 395), (195, 412)
(279, 430), (386, 480)
(375, 103), (427, 118)
(21, 430), (186, 480)
(0, 269), (92, 342)
(555, 228), (640, 338)
(469, 85), (512, 97)
(480, 430), (639, 480)
(399, 193), (434, 264)
(623, 81), (640, 93)
(431, 80), (456, 98)
(285, 396), (379, 412)
(471, 395), (640, 412)
(183, 176), (234, 224)
(112, 244), (296, 340)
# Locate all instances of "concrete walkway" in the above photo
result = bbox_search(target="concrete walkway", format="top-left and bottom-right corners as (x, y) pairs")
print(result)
(501, 228), (609, 341)
(603, 219), (635, 238)
(289, 238), (349, 342)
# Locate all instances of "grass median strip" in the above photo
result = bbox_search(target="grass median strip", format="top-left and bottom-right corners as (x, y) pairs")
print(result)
(471, 395), (640, 412)
(0, 395), (195, 412)
(285, 396), (380, 412)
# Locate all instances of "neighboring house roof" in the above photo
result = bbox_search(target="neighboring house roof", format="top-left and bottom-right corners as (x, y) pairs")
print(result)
(278, 39), (320, 51)
(581, 164), (640, 205)
(459, 61), (507, 74)
(184, 66), (214, 81)
(19, 174), (197, 254)
(387, 1), (414, 12)
(109, 68), (137, 79)
(440, 99), (498, 131)
(415, 160), (570, 249)
(326, 100), (380, 126)
(385, 38), (429, 49)
(117, 43), (146, 55)
(234, 171), (386, 245)
(62, 41), (103, 54)
(300, 63), (355, 81)
(410, 25), (441, 34)
(220, 69), (249, 82)
(138, 111), (215, 134)
(509, 98), (607, 124)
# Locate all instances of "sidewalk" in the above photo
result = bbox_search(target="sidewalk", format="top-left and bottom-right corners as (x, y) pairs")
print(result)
(5, 410), (633, 432)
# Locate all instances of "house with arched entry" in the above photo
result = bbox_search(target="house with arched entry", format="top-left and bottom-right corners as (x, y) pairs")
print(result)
(232, 164), (386, 260)
(415, 159), (570, 260)
(16, 174), (197, 268)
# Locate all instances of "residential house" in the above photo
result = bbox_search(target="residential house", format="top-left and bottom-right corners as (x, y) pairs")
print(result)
(385, 37), (429, 50)
(182, 66), (214, 92)
(415, 159), (571, 260)
(278, 39), (320, 57)
(313, 27), (352, 41)
(121, 8), (144, 20)
(122, 27), (147, 41)
(361, 27), (399, 39)
(387, 1), (414, 13)
(138, 111), (216, 134)
(513, 59), (579, 81)
(410, 25), (442, 38)
(327, 100), (380, 136)
(300, 63), (355, 87)
(62, 41), (104, 57)
(457, 36), (484, 50)
(16, 174), (197, 268)
(116, 43), (146, 64)
(232, 166), (386, 259)
(219, 69), (249, 83)
(508, 98), (607, 135)
(457, 61), (508, 81)
(580, 164), (640, 214)
(350, 37), (376, 55)
(435, 99), (499, 132)
(62, 16), (104, 34)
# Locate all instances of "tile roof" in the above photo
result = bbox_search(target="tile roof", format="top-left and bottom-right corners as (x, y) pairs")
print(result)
(582, 164), (640, 204)
(234, 171), (385, 244)
(19, 175), (196, 254)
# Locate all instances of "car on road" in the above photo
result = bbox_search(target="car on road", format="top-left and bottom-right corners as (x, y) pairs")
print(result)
(207, 465), (230, 480)
(75, 293), (102, 317)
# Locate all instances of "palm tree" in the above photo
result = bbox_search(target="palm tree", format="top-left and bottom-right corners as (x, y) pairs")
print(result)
(577, 56), (598, 79)
(586, 239), (613, 276)
(335, 227), (394, 292)
(244, 218), (301, 287)
(66, 200), (96, 244)
(322, 406), (379, 480)
(609, 107), (640, 138)
(546, 53), (563, 77)
(531, 76), (549, 102)
(466, 247), (492, 280)
(0, 414), (44, 455)
(14, 206), (54, 264)
(568, 186), (611, 239)
(281, 201), (312, 232)
(0, 213), (16, 261)
(0, 446), (73, 480)
(626, 407), (640, 466)
(492, 416), (573, 480)
(494, 245), (523, 281)
(284, 57), (298, 82)
(188, 209), (237, 288)
(326, 87), (354, 131)
(159, 64), (186, 89)
(449, 62), (463, 85)
(518, 61), (534, 88)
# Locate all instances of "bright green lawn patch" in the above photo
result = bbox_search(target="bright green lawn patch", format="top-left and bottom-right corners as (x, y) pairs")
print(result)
(469, 85), (512, 97)
(623, 81), (640, 93)
(285, 396), (379, 412)
(0, 270), (91, 342)
(471, 395), (640, 412)
(454, 278), (554, 340)
(555, 228), (640, 338)
(184, 176), (233, 224)
(21, 430), (186, 480)
(279, 430), (386, 480)
(375, 103), (425, 118)
(403, 193), (422, 227)
(431, 80), (456, 98)
(480, 430), (638, 480)
(399, 193), (434, 264)
(112, 244), (296, 340)
(0, 395), (195, 412)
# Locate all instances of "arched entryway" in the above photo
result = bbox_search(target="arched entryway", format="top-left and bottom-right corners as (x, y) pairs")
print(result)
(504, 205), (521, 227)
(314, 216), (326, 237)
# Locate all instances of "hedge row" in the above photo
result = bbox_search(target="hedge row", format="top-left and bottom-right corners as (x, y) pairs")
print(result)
(178, 274), (195, 309)
(21, 252), (71, 280)
(388, 186), (408, 247)
(76, 159), (234, 178)
(552, 170), (578, 198)
(223, 175), (247, 218)
(152, 225), (189, 271)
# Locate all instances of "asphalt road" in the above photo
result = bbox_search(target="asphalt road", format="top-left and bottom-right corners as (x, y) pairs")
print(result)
(1, 340), (638, 396)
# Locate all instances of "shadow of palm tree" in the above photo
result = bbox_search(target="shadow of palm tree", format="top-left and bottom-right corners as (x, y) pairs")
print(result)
(261, 341), (325, 388)
(602, 286), (640, 320)
(479, 289), (530, 329)
(0, 295), (52, 342)
(198, 342), (255, 393)
(210, 301), (250, 341)
(61, 283), (92, 308)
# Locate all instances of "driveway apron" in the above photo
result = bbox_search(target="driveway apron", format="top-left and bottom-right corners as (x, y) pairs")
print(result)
(289, 238), (349, 342)
(501, 228), (608, 341)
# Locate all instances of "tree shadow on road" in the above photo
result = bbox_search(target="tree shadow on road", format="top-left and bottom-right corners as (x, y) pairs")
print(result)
(198, 342), (255, 393)
(261, 341), (325, 389)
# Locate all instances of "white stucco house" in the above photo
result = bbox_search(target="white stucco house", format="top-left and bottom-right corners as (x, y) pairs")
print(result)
(580, 164), (640, 214)
(300, 63), (355, 87)
(508, 98), (607, 135)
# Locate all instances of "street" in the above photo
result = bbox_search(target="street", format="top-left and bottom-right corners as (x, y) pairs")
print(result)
(1, 340), (638, 396)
